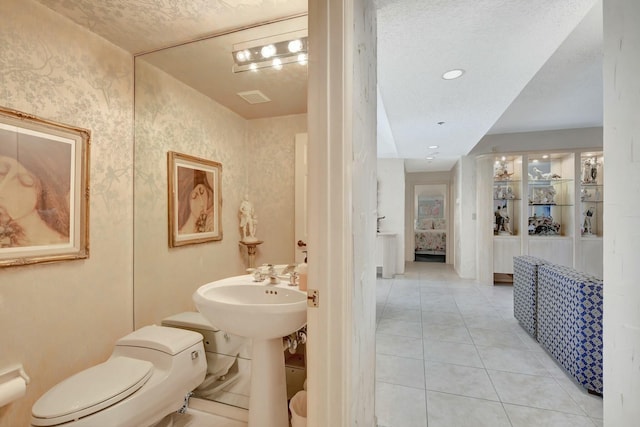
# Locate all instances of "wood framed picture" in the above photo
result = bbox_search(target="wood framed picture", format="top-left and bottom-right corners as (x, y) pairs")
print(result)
(0, 106), (90, 267)
(167, 151), (222, 247)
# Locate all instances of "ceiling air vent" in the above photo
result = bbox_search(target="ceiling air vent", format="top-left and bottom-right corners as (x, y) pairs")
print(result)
(237, 90), (271, 104)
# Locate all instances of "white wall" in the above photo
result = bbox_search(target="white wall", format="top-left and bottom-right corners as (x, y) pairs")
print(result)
(453, 156), (477, 279)
(472, 127), (603, 155)
(377, 158), (405, 274)
(603, 0), (640, 424)
(307, 0), (377, 425)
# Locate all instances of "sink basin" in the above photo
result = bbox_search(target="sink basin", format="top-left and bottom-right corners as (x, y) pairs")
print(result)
(193, 280), (307, 339)
(194, 275), (308, 427)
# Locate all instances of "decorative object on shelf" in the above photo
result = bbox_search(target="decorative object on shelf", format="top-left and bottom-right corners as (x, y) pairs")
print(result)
(0, 106), (90, 267)
(530, 166), (561, 180)
(493, 160), (513, 180)
(580, 188), (592, 201)
(581, 157), (600, 184)
(528, 214), (560, 235)
(494, 204), (511, 235)
(494, 185), (517, 200)
(167, 151), (222, 247)
(530, 186), (557, 205)
(500, 204), (511, 234)
(239, 194), (259, 243)
(582, 206), (595, 235)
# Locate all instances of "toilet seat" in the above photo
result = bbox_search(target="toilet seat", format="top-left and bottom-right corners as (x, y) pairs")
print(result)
(31, 357), (153, 426)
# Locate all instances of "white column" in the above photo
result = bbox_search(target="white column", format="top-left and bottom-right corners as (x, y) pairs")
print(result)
(603, 0), (640, 424)
(307, 1), (377, 426)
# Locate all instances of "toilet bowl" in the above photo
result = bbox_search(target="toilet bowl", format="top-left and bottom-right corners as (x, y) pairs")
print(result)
(31, 325), (207, 427)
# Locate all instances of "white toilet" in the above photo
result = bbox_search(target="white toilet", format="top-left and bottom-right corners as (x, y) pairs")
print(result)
(31, 325), (207, 427)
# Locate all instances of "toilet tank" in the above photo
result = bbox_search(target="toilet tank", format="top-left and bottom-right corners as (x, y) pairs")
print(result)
(161, 312), (251, 358)
(116, 324), (203, 355)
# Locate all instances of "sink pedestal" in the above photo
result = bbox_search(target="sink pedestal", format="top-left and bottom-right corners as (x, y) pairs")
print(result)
(248, 338), (289, 427)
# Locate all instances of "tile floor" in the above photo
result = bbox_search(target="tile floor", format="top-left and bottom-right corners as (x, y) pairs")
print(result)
(375, 262), (603, 427)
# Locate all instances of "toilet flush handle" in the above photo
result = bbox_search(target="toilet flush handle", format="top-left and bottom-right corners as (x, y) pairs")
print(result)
(191, 350), (199, 360)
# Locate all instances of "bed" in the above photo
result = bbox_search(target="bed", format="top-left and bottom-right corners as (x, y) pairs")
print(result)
(414, 218), (446, 255)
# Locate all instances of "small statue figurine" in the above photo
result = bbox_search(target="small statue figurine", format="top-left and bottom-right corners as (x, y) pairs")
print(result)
(582, 157), (600, 184)
(583, 206), (594, 235)
(499, 204), (511, 234)
(239, 194), (258, 242)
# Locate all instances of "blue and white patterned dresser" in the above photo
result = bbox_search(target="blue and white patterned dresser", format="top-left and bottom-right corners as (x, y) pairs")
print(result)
(513, 255), (548, 338)
(537, 263), (603, 395)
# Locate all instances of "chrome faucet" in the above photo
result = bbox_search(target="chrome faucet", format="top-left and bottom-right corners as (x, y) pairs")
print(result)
(265, 264), (280, 285)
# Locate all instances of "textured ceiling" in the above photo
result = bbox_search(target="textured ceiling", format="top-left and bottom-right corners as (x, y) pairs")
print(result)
(35, 0), (308, 54)
(33, 0), (603, 172)
(376, 0), (601, 172)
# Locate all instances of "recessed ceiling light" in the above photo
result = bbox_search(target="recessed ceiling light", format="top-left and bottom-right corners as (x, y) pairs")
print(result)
(426, 156), (435, 160)
(428, 145), (439, 149)
(442, 69), (465, 80)
(542, 154), (549, 159)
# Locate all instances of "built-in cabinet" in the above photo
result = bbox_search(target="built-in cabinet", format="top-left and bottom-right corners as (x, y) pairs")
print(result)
(488, 149), (603, 280)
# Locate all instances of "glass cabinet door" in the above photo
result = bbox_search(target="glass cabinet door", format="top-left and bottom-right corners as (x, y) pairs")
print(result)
(526, 153), (574, 237)
(493, 156), (521, 236)
(579, 151), (603, 237)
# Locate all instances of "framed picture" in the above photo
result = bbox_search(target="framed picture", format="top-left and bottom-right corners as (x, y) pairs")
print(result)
(0, 106), (90, 267)
(167, 151), (222, 247)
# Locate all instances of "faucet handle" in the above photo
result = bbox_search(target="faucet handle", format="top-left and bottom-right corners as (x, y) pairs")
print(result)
(288, 271), (299, 286)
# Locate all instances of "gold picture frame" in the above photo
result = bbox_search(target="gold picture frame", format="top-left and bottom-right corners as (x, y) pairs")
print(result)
(167, 151), (222, 247)
(0, 106), (90, 267)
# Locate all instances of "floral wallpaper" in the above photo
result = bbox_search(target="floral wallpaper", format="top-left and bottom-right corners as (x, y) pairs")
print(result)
(0, 1), (134, 426)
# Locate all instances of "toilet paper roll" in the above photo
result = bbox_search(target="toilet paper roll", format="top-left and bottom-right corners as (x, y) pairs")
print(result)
(0, 377), (26, 408)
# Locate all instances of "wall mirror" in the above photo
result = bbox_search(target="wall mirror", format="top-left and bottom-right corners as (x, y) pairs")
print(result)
(133, 14), (308, 410)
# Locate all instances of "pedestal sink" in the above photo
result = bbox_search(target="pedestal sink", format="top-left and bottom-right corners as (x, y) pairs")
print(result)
(193, 275), (307, 427)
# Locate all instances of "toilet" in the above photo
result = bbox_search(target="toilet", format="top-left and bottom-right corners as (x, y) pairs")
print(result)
(31, 325), (207, 427)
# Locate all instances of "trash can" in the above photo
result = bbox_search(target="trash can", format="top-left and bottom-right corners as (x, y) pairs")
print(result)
(289, 390), (307, 427)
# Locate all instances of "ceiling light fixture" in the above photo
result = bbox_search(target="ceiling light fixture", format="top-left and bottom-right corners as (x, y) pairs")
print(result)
(232, 29), (308, 73)
(442, 69), (465, 80)
(426, 156), (435, 160)
(428, 145), (439, 149)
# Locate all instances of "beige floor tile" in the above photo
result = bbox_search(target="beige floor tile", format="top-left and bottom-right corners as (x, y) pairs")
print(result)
(426, 391), (511, 427)
(424, 361), (499, 401)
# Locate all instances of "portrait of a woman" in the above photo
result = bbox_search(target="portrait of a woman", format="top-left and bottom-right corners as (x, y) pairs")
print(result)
(176, 167), (214, 234)
(0, 128), (71, 248)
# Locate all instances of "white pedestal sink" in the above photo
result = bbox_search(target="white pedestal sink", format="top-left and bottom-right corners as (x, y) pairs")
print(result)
(193, 275), (307, 427)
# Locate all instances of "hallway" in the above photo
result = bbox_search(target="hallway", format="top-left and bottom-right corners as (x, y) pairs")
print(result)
(375, 262), (603, 427)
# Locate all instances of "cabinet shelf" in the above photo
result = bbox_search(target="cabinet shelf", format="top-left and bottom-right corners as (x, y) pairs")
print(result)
(527, 203), (573, 208)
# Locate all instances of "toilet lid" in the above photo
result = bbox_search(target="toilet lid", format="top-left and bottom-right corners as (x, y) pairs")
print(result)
(31, 357), (153, 426)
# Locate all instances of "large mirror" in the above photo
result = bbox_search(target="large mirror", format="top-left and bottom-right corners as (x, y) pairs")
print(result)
(133, 15), (308, 409)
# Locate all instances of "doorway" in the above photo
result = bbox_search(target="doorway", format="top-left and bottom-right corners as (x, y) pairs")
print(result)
(414, 184), (448, 263)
